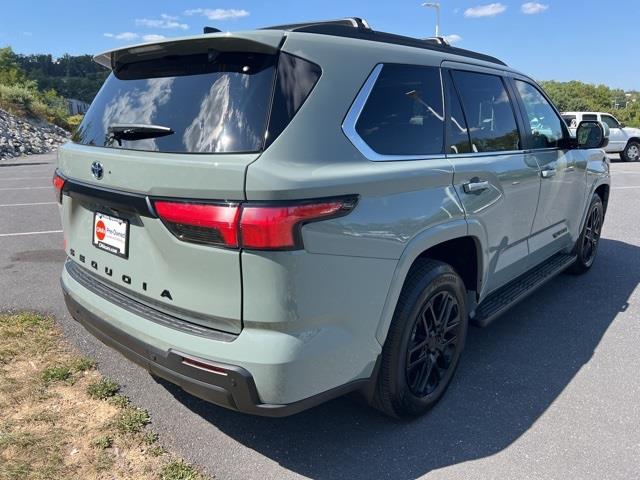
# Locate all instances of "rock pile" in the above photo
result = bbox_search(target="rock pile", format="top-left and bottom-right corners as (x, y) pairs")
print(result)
(0, 109), (70, 160)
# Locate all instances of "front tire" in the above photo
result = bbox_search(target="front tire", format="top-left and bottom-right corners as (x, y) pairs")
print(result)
(373, 259), (468, 418)
(569, 194), (604, 274)
(621, 140), (640, 162)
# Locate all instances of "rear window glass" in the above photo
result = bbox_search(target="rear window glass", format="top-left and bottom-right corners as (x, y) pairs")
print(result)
(73, 51), (276, 153)
(562, 115), (577, 127)
(355, 64), (444, 156)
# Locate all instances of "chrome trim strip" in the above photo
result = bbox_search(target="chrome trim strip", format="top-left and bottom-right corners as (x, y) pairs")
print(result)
(342, 64), (445, 162)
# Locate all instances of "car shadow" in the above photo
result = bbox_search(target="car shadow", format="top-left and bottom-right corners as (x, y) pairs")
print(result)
(157, 237), (638, 480)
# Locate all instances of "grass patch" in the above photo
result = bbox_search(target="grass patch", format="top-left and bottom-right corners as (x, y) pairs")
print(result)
(41, 365), (72, 384)
(0, 313), (210, 479)
(70, 356), (96, 372)
(108, 393), (130, 409)
(90, 435), (113, 450)
(86, 378), (119, 400)
(115, 406), (150, 434)
(161, 460), (203, 480)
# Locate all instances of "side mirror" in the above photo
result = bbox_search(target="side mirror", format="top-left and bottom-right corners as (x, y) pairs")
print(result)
(620, 122), (626, 128)
(576, 121), (609, 149)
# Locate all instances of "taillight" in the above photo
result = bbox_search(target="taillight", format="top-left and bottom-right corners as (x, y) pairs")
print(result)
(154, 201), (241, 247)
(52, 171), (65, 203)
(240, 201), (351, 250)
(154, 197), (356, 250)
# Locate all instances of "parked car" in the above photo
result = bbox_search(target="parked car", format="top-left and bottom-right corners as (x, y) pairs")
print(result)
(562, 111), (640, 161)
(55, 18), (611, 418)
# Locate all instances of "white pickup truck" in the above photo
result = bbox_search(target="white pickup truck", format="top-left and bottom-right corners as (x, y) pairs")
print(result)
(562, 111), (640, 161)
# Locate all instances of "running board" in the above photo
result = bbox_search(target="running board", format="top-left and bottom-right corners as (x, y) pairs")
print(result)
(471, 253), (576, 327)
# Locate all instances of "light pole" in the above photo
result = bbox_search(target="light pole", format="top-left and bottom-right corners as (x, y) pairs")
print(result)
(422, 2), (441, 37)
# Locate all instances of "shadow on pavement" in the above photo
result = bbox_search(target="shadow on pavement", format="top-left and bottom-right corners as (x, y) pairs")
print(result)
(158, 238), (638, 480)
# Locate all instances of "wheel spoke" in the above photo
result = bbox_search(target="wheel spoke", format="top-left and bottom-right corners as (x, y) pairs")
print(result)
(409, 339), (428, 357)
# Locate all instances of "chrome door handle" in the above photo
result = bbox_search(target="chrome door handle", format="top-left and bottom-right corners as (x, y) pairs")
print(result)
(541, 168), (556, 178)
(463, 181), (490, 193)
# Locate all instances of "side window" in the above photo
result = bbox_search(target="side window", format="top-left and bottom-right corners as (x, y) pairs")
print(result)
(583, 114), (598, 121)
(514, 80), (565, 149)
(355, 64), (444, 155)
(446, 73), (472, 154)
(451, 70), (520, 153)
(601, 115), (620, 129)
(562, 115), (577, 128)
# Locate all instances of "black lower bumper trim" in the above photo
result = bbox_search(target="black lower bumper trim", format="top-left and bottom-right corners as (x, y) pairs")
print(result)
(62, 284), (368, 417)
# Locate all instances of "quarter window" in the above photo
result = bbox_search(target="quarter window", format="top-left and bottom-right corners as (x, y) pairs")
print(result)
(515, 80), (565, 149)
(355, 64), (444, 156)
(451, 71), (520, 153)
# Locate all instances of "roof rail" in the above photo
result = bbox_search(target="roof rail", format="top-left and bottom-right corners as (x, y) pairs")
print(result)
(262, 17), (372, 32)
(423, 36), (450, 46)
(265, 22), (506, 66)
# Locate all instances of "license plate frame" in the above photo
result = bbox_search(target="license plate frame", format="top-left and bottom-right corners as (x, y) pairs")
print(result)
(92, 212), (129, 259)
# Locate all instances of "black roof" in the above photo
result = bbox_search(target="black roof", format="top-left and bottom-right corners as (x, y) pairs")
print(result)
(261, 18), (507, 67)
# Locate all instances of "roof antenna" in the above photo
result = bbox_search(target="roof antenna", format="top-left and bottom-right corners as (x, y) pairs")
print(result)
(203, 26), (221, 34)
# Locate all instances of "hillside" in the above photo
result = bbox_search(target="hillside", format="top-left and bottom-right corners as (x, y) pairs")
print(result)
(0, 108), (69, 160)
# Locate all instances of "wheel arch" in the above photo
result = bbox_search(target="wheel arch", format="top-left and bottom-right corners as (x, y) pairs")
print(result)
(375, 221), (483, 345)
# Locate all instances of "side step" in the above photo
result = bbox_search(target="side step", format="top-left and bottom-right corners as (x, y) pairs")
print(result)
(471, 253), (576, 327)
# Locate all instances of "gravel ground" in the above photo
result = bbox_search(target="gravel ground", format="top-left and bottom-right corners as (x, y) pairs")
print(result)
(0, 153), (638, 480)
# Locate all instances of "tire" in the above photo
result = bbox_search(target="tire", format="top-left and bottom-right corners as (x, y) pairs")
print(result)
(621, 140), (640, 162)
(373, 259), (468, 418)
(569, 194), (604, 275)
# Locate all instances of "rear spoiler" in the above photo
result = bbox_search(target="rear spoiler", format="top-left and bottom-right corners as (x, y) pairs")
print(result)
(93, 30), (285, 70)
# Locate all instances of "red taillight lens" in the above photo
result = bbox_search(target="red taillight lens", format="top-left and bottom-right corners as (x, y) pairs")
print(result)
(52, 172), (65, 203)
(240, 201), (348, 250)
(154, 201), (240, 247)
(154, 197), (356, 250)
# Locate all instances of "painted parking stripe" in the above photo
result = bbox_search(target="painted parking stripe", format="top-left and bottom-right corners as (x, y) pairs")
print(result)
(0, 202), (57, 207)
(0, 230), (62, 238)
(612, 186), (640, 190)
(0, 176), (53, 181)
(0, 186), (52, 191)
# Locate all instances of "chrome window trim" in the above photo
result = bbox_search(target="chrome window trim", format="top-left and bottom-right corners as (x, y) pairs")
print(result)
(341, 63), (445, 162)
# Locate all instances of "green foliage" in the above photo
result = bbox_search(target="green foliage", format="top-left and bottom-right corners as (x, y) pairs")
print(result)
(142, 431), (159, 445)
(540, 80), (640, 128)
(108, 393), (130, 408)
(70, 356), (96, 372)
(90, 435), (113, 450)
(0, 47), (26, 86)
(41, 365), (72, 384)
(86, 378), (119, 400)
(160, 460), (202, 480)
(115, 406), (150, 434)
(67, 114), (84, 130)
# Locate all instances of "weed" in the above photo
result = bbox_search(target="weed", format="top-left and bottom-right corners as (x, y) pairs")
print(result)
(90, 435), (112, 450)
(116, 406), (150, 434)
(160, 460), (202, 480)
(87, 378), (119, 400)
(41, 365), (71, 384)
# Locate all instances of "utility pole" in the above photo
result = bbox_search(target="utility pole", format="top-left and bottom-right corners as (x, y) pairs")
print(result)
(422, 2), (441, 37)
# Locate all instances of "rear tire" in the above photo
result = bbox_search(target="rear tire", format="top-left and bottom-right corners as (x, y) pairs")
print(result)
(569, 194), (604, 275)
(373, 259), (468, 418)
(621, 140), (640, 162)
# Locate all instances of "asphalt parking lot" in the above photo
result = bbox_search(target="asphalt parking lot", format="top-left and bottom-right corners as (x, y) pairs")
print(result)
(1, 153), (639, 480)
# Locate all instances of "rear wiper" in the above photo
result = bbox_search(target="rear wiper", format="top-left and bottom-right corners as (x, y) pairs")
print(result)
(107, 123), (174, 145)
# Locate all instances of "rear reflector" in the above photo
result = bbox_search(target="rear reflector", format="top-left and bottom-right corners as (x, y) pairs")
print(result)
(52, 172), (65, 203)
(154, 196), (357, 251)
(181, 356), (228, 376)
(154, 201), (240, 247)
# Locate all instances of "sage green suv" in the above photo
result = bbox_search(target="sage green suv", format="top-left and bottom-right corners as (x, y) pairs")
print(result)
(56, 18), (611, 418)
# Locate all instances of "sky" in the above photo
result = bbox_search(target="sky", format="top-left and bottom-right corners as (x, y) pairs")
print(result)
(1, 1), (638, 90)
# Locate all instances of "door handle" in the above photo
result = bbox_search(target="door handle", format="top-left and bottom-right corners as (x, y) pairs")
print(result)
(541, 168), (556, 179)
(463, 181), (490, 193)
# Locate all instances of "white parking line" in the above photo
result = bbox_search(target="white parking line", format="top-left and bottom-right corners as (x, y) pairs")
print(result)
(0, 230), (62, 238)
(0, 186), (51, 191)
(612, 186), (640, 190)
(0, 202), (57, 207)
(0, 176), (52, 181)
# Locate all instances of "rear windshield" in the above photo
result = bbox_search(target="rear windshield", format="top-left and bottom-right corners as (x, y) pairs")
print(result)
(73, 51), (276, 153)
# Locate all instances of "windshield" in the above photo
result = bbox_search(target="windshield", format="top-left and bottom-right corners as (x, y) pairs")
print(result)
(73, 51), (276, 153)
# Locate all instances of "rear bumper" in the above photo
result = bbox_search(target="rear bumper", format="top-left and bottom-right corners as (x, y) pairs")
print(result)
(61, 271), (371, 417)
